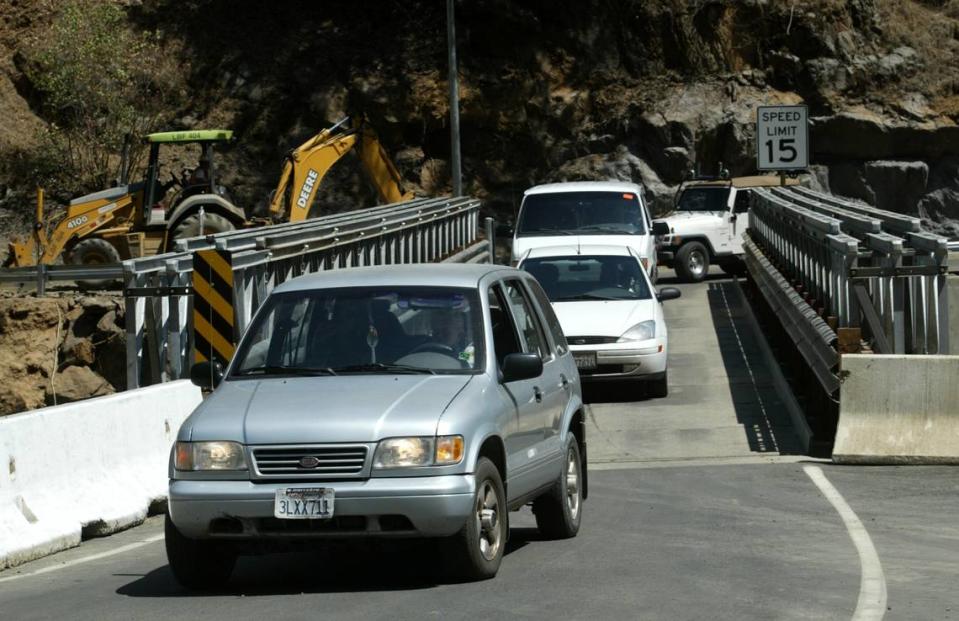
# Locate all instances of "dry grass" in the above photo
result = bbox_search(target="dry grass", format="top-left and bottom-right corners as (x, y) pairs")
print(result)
(875, 0), (959, 100)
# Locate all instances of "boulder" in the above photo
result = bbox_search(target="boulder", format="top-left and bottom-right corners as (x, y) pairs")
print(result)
(863, 160), (929, 215)
(828, 162), (875, 205)
(95, 310), (124, 338)
(46, 365), (114, 405)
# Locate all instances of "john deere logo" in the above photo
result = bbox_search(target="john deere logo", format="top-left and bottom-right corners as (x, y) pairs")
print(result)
(299, 456), (320, 469)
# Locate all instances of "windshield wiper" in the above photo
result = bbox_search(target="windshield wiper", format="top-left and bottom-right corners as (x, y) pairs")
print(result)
(331, 362), (436, 375)
(235, 365), (338, 377)
(577, 225), (639, 234)
(522, 230), (574, 236)
(553, 293), (628, 301)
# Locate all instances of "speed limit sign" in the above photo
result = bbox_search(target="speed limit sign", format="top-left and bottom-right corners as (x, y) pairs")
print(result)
(756, 105), (808, 171)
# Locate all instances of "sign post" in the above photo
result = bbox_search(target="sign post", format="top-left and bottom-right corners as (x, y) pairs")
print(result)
(756, 105), (809, 182)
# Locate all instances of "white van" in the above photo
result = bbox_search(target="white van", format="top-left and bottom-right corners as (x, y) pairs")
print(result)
(509, 181), (658, 280)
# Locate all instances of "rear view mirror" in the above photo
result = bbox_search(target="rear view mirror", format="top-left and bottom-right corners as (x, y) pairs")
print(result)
(190, 360), (224, 390)
(652, 221), (670, 236)
(501, 352), (543, 383)
(656, 287), (681, 302)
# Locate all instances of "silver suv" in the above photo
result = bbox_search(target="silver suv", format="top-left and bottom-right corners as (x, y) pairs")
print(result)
(167, 264), (586, 587)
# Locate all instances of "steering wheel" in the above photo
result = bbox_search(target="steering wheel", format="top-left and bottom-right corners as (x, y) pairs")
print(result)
(409, 342), (458, 356)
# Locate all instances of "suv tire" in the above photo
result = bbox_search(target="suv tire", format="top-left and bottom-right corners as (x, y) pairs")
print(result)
(533, 434), (583, 539)
(440, 457), (507, 581)
(675, 241), (710, 282)
(164, 514), (236, 590)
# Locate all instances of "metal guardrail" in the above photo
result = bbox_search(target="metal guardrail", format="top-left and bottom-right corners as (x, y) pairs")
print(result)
(111, 196), (488, 388)
(746, 187), (949, 392)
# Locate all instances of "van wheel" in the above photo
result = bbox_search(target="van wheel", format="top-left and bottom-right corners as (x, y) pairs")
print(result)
(69, 238), (121, 289)
(675, 242), (709, 282)
(532, 434), (583, 539)
(164, 514), (236, 590)
(440, 457), (506, 581)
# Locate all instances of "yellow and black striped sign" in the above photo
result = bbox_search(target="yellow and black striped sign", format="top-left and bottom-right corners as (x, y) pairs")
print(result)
(192, 249), (235, 366)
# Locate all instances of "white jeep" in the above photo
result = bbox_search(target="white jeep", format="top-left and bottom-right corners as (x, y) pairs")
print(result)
(653, 175), (798, 282)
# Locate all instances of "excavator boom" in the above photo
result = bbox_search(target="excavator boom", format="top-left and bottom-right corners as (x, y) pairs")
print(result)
(268, 117), (412, 223)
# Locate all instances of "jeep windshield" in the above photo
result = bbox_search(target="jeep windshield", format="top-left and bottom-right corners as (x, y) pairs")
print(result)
(231, 286), (485, 377)
(522, 255), (652, 302)
(675, 186), (730, 212)
(517, 191), (647, 237)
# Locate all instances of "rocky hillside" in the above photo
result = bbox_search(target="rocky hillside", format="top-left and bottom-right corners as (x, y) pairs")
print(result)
(1, 0), (959, 244)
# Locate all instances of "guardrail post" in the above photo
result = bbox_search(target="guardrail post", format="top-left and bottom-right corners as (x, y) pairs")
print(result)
(485, 216), (495, 264)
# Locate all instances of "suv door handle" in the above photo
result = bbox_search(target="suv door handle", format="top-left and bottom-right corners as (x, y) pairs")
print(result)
(533, 387), (543, 403)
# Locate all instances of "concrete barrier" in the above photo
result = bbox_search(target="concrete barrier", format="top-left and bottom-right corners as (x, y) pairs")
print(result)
(833, 354), (959, 464)
(0, 380), (202, 570)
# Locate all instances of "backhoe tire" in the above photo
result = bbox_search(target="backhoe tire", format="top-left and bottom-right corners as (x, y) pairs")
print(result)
(171, 211), (236, 243)
(675, 242), (710, 283)
(68, 237), (121, 289)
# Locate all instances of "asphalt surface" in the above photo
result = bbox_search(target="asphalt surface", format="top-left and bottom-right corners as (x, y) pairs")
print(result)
(1, 269), (957, 620)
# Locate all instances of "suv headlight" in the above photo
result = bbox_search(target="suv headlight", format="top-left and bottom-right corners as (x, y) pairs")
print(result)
(618, 320), (656, 342)
(175, 441), (247, 471)
(373, 435), (464, 469)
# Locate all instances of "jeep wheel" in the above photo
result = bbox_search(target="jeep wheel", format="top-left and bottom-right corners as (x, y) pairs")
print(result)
(440, 457), (506, 581)
(164, 514), (236, 590)
(533, 434), (582, 539)
(675, 242), (709, 282)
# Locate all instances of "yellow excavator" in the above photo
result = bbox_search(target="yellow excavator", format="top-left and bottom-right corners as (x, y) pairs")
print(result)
(5, 116), (412, 268)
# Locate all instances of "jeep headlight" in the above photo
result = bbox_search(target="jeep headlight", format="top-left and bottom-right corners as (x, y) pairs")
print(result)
(618, 320), (656, 342)
(175, 441), (247, 471)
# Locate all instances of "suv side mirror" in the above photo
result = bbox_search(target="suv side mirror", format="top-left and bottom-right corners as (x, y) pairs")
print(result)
(501, 352), (543, 383)
(652, 221), (670, 236)
(190, 360), (224, 390)
(656, 287), (682, 302)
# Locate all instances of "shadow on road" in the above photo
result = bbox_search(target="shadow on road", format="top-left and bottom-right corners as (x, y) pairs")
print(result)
(116, 530), (541, 597)
(705, 280), (804, 456)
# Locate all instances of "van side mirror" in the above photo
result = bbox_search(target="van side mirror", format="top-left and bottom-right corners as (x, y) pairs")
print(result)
(501, 352), (543, 383)
(190, 360), (224, 390)
(652, 221), (670, 236)
(656, 287), (682, 302)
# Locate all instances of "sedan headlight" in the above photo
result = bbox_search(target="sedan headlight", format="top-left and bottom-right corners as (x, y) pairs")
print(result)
(175, 441), (247, 471)
(373, 435), (464, 469)
(618, 320), (656, 342)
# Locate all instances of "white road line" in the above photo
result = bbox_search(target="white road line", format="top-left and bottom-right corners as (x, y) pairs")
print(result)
(804, 465), (887, 621)
(0, 534), (164, 584)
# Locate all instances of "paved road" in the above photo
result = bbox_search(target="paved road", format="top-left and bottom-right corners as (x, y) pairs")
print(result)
(2, 271), (957, 620)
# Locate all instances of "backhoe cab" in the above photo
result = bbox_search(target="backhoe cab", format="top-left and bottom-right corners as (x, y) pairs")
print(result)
(6, 129), (245, 269)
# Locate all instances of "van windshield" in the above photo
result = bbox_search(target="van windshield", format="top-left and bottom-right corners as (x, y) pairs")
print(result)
(676, 186), (730, 212)
(517, 191), (647, 237)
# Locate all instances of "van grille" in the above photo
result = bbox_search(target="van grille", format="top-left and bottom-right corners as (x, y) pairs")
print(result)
(251, 445), (369, 478)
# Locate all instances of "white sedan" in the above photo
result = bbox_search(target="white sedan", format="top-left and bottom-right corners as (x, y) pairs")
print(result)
(519, 245), (680, 397)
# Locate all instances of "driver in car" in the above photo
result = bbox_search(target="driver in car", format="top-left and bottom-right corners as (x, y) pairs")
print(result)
(432, 309), (474, 366)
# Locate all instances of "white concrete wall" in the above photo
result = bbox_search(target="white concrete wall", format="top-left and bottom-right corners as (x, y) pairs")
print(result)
(833, 354), (959, 464)
(0, 381), (202, 570)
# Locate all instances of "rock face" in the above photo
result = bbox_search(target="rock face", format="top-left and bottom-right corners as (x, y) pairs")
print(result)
(0, 293), (125, 417)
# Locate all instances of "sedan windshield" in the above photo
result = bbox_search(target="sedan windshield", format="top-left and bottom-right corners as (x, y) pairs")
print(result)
(522, 255), (652, 302)
(232, 286), (485, 376)
(676, 186), (730, 212)
(517, 191), (647, 236)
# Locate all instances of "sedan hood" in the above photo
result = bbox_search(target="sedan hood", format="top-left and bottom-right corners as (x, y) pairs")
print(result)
(187, 375), (473, 445)
(553, 299), (657, 338)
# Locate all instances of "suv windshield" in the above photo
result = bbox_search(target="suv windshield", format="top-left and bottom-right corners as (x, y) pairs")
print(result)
(517, 191), (647, 236)
(522, 255), (652, 302)
(675, 186), (731, 212)
(231, 286), (485, 376)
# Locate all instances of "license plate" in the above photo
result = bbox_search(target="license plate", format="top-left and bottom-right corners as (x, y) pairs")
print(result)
(274, 487), (335, 519)
(573, 352), (597, 370)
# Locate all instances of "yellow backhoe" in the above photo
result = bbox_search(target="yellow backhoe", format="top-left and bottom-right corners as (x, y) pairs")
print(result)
(5, 116), (412, 269)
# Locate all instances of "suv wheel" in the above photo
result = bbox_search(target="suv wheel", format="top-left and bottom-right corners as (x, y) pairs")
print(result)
(441, 457), (507, 581)
(675, 242), (710, 282)
(164, 514), (236, 590)
(532, 434), (583, 539)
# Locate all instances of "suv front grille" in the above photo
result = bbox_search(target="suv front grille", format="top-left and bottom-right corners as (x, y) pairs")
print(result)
(251, 445), (369, 478)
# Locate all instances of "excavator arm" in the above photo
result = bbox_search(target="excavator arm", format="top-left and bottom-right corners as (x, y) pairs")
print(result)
(268, 117), (413, 223)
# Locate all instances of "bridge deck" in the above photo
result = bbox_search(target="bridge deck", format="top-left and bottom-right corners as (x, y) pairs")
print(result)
(586, 271), (805, 465)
